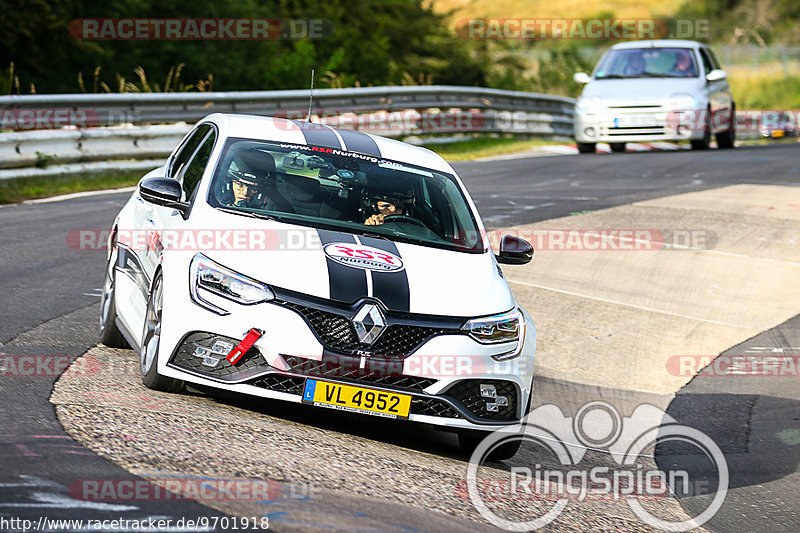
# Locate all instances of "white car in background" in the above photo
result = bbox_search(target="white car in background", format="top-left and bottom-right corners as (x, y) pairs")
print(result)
(99, 113), (536, 460)
(573, 39), (735, 153)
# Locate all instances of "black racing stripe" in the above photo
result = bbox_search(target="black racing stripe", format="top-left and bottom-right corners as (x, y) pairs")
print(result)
(317, 229), (368, 304)
(291, 120), (342, 149)
(356, 236), (410, 313)
(337, 129), (381, 157)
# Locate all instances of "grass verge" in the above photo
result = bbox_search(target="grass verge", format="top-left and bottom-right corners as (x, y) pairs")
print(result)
(0, 170), (144, 204)
(420, 136), (566, 161)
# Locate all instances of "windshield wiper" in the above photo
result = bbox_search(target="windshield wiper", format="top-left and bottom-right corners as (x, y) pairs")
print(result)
(596, 74), (627, 79)
(215, 206), (275, 220)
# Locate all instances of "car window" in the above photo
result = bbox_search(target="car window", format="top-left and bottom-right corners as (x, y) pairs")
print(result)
(168, 124), (212, 178)
(177, 130), (216, 200)
(706, 48), (722, 70)
(594, 48), (699, 79)
(207, 138), (485, 254)
(698, 48), (714, 75)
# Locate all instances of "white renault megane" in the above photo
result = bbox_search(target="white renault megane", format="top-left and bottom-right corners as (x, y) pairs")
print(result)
(100, 113), (536, 459)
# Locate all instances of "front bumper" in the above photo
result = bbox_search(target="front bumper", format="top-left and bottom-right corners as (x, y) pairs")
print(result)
(574, 108), (703, 143)
(157, 262), (536, 431)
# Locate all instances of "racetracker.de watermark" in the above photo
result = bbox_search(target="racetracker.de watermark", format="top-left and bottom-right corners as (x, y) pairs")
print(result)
(69, 18), (334, 40)
(667, 109), (800, 132)
(455, 18), (709, 40)
(67, 228), (718, 252)
(667, 353), (800, 377)
(0, 109), (101, 130)
(464, 401), (728, 531)
(69, 476), (314, 502)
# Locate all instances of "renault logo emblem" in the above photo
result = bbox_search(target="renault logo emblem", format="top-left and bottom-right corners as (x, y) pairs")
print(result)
(352, 303), (386, 345)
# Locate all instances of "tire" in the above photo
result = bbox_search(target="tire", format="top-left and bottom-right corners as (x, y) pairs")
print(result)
(99, 240), (129, 348)
(140, 272), (184, 393)
(609, 143), (626, 153)
(458, 430), (522, 461)
(577, 142), (596, 154)
(715, 106), (736, 149)
(691, 110), (712, 150)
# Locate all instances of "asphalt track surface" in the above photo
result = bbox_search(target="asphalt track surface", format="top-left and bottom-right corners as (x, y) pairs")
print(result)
(0, 142), (798, 531)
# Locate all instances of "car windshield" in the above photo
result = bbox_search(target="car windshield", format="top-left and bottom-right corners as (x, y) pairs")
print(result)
(207, 138), (485, 253)
(594, 48), (699, 79)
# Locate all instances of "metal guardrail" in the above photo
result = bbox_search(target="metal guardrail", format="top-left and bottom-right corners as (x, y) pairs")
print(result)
(0, 86), (576, 180)
(0, 85), (576, 128)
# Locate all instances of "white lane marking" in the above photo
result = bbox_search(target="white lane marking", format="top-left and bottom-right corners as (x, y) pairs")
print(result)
(23, 186), (136, 205)
(506, 278), (764, 330)
(82, 287), (104, 298)
(0, 491), (138, 511)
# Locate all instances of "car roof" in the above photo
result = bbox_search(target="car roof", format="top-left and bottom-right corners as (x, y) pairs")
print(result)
(200, 113), (454, 174)
(610, 40), (704, 50)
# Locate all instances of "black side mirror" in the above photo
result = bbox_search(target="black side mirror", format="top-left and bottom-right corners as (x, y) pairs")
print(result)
(496, 234), (533, 265)
(139, 177), (190, 217)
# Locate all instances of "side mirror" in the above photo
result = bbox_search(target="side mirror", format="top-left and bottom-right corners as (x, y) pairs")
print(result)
(139, 177), (190, 216)
(573, 72), (591, 84)
(496, 235), (533, 265)
(706, 69), (727, 82)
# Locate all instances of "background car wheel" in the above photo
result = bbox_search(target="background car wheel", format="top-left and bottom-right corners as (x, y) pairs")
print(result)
(140, 272), (184, 393)
(691, 111), (712, 150)
(716, 106), (736, 149)
(609, 143), (626, 153)
(99, 241), (129, 348)
(577, 142), (596, 154)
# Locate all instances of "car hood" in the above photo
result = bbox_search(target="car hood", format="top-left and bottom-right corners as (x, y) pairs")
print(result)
(190, 209), (515, 317)
(581, 78), (706, 106)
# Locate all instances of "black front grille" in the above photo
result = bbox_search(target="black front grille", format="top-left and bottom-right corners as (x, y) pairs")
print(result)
(250, 374), (305, 395)
(411, 397), (462, 418)
(280, 301), (448, 357)
(169, 332), (269, 381)
(283, 355), (437, 392)
(445, 380), (518, 421)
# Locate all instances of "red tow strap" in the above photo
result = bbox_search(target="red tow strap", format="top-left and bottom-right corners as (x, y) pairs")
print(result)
(226, 328), (264, 364)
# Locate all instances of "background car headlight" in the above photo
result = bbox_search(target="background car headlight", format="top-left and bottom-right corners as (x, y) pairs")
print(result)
(462, 308), (523, 344)
(190, 254), (274, 314)
(575, 96), (602, 113)
(669, 93), (697, 108)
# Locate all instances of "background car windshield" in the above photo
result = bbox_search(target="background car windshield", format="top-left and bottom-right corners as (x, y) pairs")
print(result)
(208, 138), (485, 253)
(594, 48), (699, 79)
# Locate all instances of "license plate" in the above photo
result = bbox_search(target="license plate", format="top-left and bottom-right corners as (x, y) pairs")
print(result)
(772, 129), (785, 138)
(302, 378), (411, 419)
(613, 116), (658, 128)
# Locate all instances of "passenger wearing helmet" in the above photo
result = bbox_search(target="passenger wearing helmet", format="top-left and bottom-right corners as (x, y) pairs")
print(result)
(226, 169), (261, 207)
(217, 147), (277, 209)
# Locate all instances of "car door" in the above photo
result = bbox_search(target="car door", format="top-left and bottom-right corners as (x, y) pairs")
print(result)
(699, 46), (732, 131)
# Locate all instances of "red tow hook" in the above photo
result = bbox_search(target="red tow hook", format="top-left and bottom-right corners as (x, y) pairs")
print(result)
(226, 328), (264, 364)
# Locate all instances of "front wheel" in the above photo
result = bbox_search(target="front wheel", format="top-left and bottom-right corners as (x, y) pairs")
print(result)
(609, 142), (626, 153)
(577, 142), (596, 154)
(716, 106), (736, 149)
(691, 111), (712, 150)
(99, 242), (129, 348)
(140, 272), (183, 393)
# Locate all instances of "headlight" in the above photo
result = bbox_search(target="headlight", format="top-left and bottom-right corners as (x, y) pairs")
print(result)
(575, 96), (602, 113)
(462, 308), (523, 345)
(190, 253), (274, 315)
(669, 93), (697, 108)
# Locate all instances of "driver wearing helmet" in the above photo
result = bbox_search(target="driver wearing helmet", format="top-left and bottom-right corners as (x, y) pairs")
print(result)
(365, 197), (404, 225)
